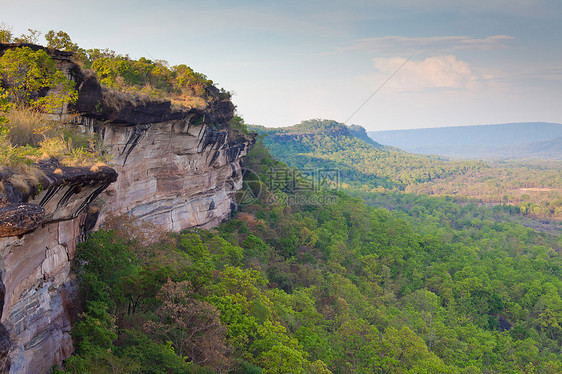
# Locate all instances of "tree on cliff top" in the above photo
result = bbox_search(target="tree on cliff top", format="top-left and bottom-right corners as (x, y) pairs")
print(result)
(45, 30), (79, 52)
(0, 46), (77, 113)
(0, 23), (13, 43)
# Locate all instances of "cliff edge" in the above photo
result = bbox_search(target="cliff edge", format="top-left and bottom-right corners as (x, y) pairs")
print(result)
(0, 43), (253, 373)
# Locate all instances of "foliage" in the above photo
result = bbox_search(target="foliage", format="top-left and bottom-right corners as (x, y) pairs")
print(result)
(45, 30), (79, 51)
(0, 46), (77, 112)
(0, 90), (40, 167)
(0, 87), (10, 125)
(144, 279), (231, 371)
(60, 142), (562, 373)
(81, 51), (218, 108)
(250, 119), (484, 191)
(249, 119), (562, 220)
(0, 34), (108, 171)
(0, 23), (13, 43)
(230, 116), (251, 135)
(13, 28), (42, 44)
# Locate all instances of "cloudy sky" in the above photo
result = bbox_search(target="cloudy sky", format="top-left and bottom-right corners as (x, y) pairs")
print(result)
(2, 0), (561, 130)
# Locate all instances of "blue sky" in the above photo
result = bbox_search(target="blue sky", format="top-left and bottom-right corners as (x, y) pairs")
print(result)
(2, 0), (561, 130)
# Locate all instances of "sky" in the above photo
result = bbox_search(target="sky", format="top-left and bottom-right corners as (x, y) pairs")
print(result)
(1, 0), (561, 131)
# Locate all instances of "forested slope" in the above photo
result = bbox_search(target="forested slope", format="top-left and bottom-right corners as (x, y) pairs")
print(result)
(250, 119), (562, 221)
(56, 141), (562, 374)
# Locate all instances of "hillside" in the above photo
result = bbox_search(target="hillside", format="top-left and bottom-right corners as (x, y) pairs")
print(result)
(250, 119), (562, 220)
(368, 122), (562, 159)
(249, 119), (480, 191)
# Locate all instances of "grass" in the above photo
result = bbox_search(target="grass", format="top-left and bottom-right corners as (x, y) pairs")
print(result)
(38, 135), (111, 167)
(170, 94), (207, 110)
(0, 163), (44, 195)
(1, 107), (111, 180)
(4, 108), (59, 147)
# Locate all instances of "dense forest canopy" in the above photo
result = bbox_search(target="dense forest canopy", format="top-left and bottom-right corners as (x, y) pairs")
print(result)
(54, 141), (562, 373)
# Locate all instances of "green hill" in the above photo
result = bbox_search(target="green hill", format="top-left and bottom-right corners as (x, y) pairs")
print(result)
(248, 119), (482, 191)
(249, 119), (562, 220)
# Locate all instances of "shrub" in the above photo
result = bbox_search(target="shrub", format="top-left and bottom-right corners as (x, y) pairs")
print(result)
(0, 46), (77, 113)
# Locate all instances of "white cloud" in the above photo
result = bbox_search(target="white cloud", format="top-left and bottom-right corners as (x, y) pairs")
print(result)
(345, 35), (514, 55)
(371, 55), (480, 90)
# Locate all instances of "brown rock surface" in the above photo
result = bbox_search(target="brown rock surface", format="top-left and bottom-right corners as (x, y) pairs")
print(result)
(96, 120), (253, 231)
(0, 163), (117, 374)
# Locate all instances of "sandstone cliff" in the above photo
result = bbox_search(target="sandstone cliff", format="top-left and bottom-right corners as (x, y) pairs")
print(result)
(0, 163), (117, 373)
(0, 43), (253, 373)
(63, 44), (253, 232)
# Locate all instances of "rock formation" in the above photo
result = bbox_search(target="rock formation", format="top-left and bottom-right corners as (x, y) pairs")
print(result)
(0, 43), (253, 373)
(0, 162), (117, 373)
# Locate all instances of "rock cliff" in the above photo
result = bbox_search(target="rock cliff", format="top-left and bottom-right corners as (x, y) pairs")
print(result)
(94, 118), (251, 231)
(0, 162), (117, 373)
(0, 43), (253, 373)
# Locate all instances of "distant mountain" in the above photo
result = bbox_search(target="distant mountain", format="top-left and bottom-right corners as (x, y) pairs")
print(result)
(522, 136), (562, 159)
(368, 122), (562, 159)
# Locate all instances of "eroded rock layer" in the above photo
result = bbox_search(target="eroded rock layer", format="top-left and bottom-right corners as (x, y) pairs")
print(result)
(0, 164), (117, 374)
(0, 43), (253, 373)
(95, 119), (251, 231)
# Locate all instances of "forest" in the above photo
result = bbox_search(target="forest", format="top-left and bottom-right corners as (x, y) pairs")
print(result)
(50, 141), (562, 373)
(249, 120), (562, 221)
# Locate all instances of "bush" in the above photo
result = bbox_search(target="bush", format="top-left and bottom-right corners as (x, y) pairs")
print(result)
(0, 46), (77, 112)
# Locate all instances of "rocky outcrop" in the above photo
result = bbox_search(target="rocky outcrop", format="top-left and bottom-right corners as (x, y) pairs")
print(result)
(54, 44), (254, 231)
(0, 43), (253, 373)
(92, 119), (252, 231)
(0, 163), (117, 373)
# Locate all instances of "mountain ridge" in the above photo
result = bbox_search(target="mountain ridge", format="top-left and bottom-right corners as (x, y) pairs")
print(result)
(368, 122), (562, 159)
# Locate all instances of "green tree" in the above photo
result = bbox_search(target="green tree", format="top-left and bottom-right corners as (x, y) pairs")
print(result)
(0, 46), (77, 112)
(0, 23), (13, 43)
(14, 28), (41, 44)
(45, 30), (78, 51)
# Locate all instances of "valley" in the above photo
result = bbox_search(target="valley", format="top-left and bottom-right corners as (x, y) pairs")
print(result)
(0, 28), (561, 374)
(250, 120), (562, 222)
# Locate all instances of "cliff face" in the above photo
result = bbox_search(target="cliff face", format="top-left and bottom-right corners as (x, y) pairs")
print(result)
(70, 75), (251, 232)
(63, 45), (253, 231)
(0, 163), (117, 374)
(0, 43), (253, 373)
(95, 119), (250, 231)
